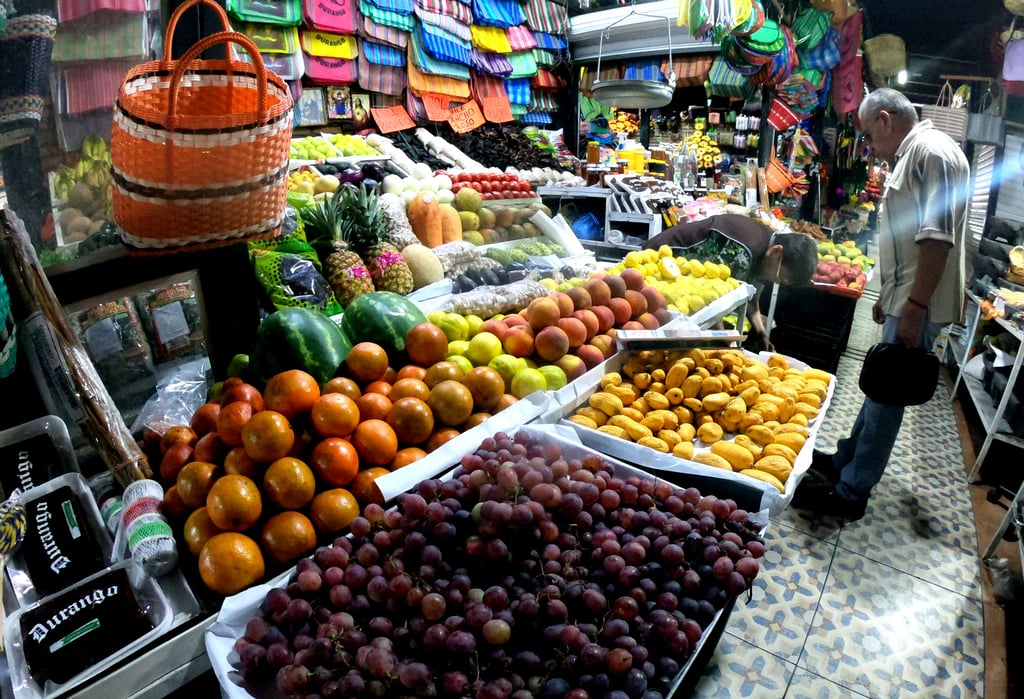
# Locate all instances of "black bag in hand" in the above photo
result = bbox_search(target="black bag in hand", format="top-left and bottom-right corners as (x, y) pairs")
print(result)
(859, 342), (940, 406)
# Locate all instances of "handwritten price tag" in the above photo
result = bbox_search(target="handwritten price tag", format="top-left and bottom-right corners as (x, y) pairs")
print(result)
(423, 93), (453, 122)
(370, 106), (415, 134)
(447, 100), (485, 134)
(481, 96), (513, 123)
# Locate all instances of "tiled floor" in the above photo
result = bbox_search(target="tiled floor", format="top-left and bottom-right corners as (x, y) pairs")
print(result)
(690, 289), (990, 699)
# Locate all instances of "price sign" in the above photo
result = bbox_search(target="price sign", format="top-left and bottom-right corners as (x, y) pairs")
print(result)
(370, 105), (415, 134)
(422, 93), (453, 122)
(447, 99), (485, 134)
(481, 96), (513, 123)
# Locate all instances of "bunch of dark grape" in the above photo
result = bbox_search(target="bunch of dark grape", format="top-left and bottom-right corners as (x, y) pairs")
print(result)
(230, 431), (765, 699)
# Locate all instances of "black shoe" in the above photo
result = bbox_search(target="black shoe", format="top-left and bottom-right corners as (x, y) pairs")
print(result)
(810, 450), (841, 484)
(790, 476), (867, 522)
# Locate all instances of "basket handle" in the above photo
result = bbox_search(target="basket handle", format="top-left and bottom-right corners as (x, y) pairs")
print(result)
(167, 31), (270, 127)
(163, 0), (233, 63)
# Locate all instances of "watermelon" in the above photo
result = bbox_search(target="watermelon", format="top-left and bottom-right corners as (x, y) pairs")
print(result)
(251, 307), (352, 385)
(340, 291), (427, 357)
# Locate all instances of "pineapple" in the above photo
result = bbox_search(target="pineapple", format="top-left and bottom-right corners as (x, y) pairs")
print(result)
(345, 185), (415, 295)
(301, 188), (375, 306)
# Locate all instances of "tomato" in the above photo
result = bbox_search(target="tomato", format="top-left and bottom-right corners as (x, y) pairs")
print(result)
(520, 181), (532, 192)
(480, 181), (492, 194)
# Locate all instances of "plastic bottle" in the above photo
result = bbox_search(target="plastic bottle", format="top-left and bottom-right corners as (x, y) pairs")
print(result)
(744, 158), (759, 208)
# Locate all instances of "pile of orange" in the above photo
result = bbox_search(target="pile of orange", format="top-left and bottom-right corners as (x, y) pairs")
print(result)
(155, 321), (520, 596)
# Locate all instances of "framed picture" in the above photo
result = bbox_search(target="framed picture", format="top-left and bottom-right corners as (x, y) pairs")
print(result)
(297, 88), (328, 127)
(327, 86), (352, 120)
(350, 93), (371, 129)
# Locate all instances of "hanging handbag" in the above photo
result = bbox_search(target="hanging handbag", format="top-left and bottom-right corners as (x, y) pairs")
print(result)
(921, 81), (969, 143)
(111, 0), (292, 253)
(859, 342), (940, 406)
(967, 87), (1006, 146)
(707, 55), (754, 99)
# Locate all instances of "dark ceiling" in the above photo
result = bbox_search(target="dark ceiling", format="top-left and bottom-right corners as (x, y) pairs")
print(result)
(859, 0), (1009, 102)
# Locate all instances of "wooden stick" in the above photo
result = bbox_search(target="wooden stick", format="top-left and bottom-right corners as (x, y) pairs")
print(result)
(1, 209), (151, 487)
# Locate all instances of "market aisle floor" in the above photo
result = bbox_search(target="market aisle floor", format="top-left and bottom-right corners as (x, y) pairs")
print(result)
(691, 289), (988, 699)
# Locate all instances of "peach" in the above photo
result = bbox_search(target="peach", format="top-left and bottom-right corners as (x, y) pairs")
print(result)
(572, 309), (600, 340)
(590, 334), (616, 359)
(583, 278), (612, 307)
(640, 285), (667, 314)
(566, 287), (592, 312)
(550, 292), (575, 318)
(480, 319), (508, 341)
(654, 308), (674, 325)
(503, 327), (535, 358)
(557, 317), (588, 348)
(526, 297), (561, 330)
(636, 312), (660, 330)
(591, 305), (615, 334)
(620, 268), (645, 291)
(621, 320), (645, 331)
(623, 289), (648, 319)
(604, 273), (628, 298)
(504, 314), (528, 328)
(556, 354), (587, 383)
(608, 297), (633, 326)
(535, 326), (570, 362)
(576, 344), (606, 370)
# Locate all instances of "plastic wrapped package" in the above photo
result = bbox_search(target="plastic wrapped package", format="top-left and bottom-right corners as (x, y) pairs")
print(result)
(378, 193), (423, 250)
(431, 240), (482, 274)
(4, 559), (173, 699)
(68, 297), (156, 403)
(437, 279), (551, 316)
(133, 277), (209, 363)
(251, 249), (342, 315)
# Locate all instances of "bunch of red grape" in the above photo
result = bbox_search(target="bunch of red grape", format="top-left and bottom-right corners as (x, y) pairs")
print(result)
(229, 431), (765, 698)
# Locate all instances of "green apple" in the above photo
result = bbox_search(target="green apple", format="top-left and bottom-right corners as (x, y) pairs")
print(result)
(465, 314), (485, 337)
(466, 332), (503, 366)
(437, 313), (470, 342)
(448, 340), (470, 356)
(226, 352), (250, 378)
(511, 367), (547, 398)
(447, 355), (474, 374)
(489, 354), (526, 391)
(538, 365), (567, 391)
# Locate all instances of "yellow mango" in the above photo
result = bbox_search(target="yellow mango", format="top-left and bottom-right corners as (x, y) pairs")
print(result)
(734, 434), (763, 459)
(775, 432), (806, 452)
(589, 392), (623, 417)
(693, 451), (733, 470)
(597, 425), (629, 440)
(711, 441), (755, 471)
(677, 423), (697, 442)
(682, 375), (703, 399)
(743, 468), (786, 492)
(672, 441), (695, 460)
(568, 414), (599, 430)
(576, 407), (609, 426)
(701, 392), (731, 413)
(751, 455), (793, 483)
(762, 443), (798, 465)
(697, 422), (724, 444)
(745, 424), (776, 446)
(637, 436), (670, 453)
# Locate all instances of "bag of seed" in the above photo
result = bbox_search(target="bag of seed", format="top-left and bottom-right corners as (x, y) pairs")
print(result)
(134, 277), (208, 363)
(68, 297), (156, 401)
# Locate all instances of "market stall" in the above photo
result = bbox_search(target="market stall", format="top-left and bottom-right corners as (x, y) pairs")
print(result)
(0, 0), (958, 694)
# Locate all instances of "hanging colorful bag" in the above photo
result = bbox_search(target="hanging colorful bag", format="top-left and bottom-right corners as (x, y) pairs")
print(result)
(707, 55), (753, 99)
(920, 81), (968, 144)
(799, 26), (840, 71)
(303, 0), (358, 34)
(111, 0), (293, 253)
(767, 98), (799, 130)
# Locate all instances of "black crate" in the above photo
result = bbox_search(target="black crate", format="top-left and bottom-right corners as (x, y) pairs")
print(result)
(770, 325), (846, 374)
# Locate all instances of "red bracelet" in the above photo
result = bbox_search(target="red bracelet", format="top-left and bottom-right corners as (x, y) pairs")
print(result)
(907, 296), (928, 311)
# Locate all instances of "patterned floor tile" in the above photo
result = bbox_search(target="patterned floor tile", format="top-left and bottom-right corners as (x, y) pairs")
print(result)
(691, 631), (797, 699)
(798, 550), (985, 699)
(785, 667), (872, 698)
(729, 522), (837, 663)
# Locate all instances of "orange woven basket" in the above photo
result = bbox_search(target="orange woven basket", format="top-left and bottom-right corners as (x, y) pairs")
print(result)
(764, 157), (796, 193)
(111, 2), (293, 254)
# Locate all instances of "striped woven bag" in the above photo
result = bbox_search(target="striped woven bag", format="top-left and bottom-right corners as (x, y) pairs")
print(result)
(111, 0), (293, 253)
